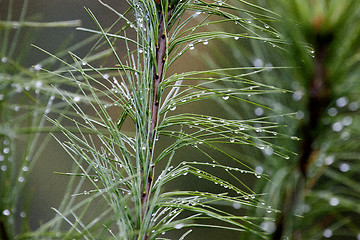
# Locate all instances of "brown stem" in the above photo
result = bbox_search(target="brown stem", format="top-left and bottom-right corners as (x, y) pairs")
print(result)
(139, 6), (173, 240)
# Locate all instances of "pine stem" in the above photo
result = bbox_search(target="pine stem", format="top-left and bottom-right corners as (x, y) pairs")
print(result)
(139, 5), (173, 240)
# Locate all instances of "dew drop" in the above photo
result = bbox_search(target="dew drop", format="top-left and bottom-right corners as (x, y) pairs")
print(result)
(327, 107), (338, 116)
(332, 122), (343, 132)
(260, 221), (275, 234)
(234, 36), (240, 40)
(1, 165), (7, 171)
(339, 163), (350, 172)
(329, 197), (339, 206)
(189, 43), (195, 50)
(254, 107), (264, 116)
(264, 24), (270, 29)
(222, 95), (229, 100)
(1, 57), (7, 63)
(253, 58), (263, 67)
(203, 40), (209, 45)
(336, 97), (348, 108)
(342, 116), (353, 126)
(266, 206), (272, 213)
(34, 64), (42, 71)
(255, 166), (263, 174)
(2, 209), (10, 216)
(230, 139), (235, 143)
(292, 90), (303, 101)
(73, 96), (81, 102)
(323, 229), (332, 238)
(349, 102), (359, 111)
(324, 155), (335, 166)
(3, 148), (10, 154)
(233, 202), (241, 209)
(170, 105), (176, 111)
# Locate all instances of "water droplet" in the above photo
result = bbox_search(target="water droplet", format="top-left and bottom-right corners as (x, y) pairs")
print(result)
(264, 24), (270, 29)
(84, 191), (89, 195)
(349, 102), (359, 111)
(323, 229), (332, 238)
(329, 197), (339, 206)
(20, 211), (26, 218)
(264, 147), (273, 156)
(254, 107), (264, 116)
(34, 64), (42, 71)
(2, 209), (10, 216)
(292, 90), (303, 101)
(234, 36), (240, 40)
(3, 148), (10, 154)
(290, 136), (300, 141)
(247, 20), (252, 24)
(189, 43), (195, 50)
(336, 97), (348, 108)
(73, 96), (81, 102)
(170, 105), (176, 111)
(94, 177), (99, 182)
(1, 165), (7, 171)
(325, 156), (335, 165)
(342, 116), (353, 126)
(1, 57), (7, 63)
(327, 107), (338, 116)
(265, 63), (273, 71)
(18, 176), (24, 182)
(203, 40), (209, 45)
(296, 111), (304, 119)
(222, 95), (229, 100)
(193, 11), (201, 18)
(266, 206), (272, 213)
(103, 74), (110, 79)
(339, 163), (350, 172)
(233, 202), (241, 209)
(230, 139), (235, 143)
(260, 221), (275, 234)
(253, 58), (263, 67)
(332, 122), (343, 132)
(255, 166), (263, 174)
